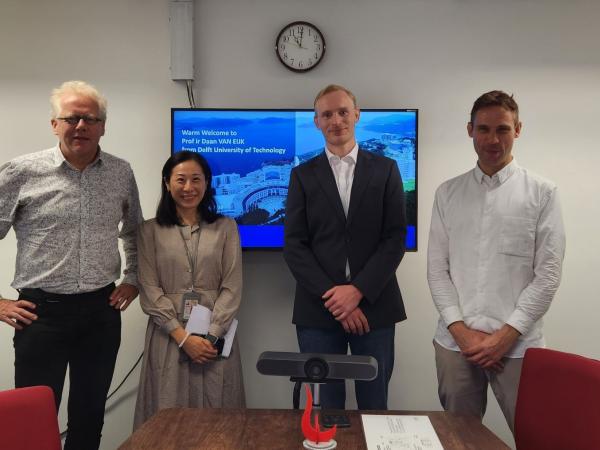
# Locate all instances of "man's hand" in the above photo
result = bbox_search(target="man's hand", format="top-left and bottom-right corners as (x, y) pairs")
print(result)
(0, 298), (37, 330)
(341, 307), (370, 335)
(322, 284), (363, 321)
(462, 324), (521, 371)
(109, 283), (139, 310)
(183, 335), (218, 364)
(448, 321), (489, 351)
(448, 321), (504, 372)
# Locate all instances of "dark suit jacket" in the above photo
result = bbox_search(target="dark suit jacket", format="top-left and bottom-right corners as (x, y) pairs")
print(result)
(284, 149), (407, 330)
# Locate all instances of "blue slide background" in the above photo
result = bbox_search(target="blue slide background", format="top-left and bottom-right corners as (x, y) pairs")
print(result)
(172, 109), (417, 250)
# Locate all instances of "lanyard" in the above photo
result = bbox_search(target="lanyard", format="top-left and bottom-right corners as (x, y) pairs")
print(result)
(179, 225), (201, 290)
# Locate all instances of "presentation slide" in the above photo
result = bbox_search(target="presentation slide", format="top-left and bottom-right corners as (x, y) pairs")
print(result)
(172, 109), (417, 249)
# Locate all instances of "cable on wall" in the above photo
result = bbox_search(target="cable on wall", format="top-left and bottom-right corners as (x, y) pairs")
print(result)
(186, 80), (196, 108)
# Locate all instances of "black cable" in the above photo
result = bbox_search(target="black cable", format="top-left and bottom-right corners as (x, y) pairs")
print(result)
(189, 81), (196, 108)
(107, 352), (144, 401)
(59, 352), (144, 437)
(293, 380), (302, 409)
(186, 79), (196, 108)
(186, 81), (193, 107)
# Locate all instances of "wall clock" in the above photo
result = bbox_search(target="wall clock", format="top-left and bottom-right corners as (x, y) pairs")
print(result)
(275, 21), (325, 72)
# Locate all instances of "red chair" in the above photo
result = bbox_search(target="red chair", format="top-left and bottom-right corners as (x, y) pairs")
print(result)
(515, 348), (600, 450)
(0, 386), (61, 450)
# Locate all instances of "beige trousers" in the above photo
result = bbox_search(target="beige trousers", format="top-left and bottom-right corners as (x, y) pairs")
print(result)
(433, 340), (523, 434)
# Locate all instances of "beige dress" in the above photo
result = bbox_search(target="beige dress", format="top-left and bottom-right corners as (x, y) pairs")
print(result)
(133, 217), (245, 429)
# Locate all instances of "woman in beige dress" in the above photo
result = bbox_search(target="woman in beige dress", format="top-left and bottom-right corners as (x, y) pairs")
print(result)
(133, 151), (245, 429)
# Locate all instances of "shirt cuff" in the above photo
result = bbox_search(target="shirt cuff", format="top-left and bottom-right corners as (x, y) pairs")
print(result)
(506, 310), (533, 336)
(439, 305), (463, 328)
(163, 318), (181, 334)
(121, 274), (138, 288)
(208, 323), (226, 338)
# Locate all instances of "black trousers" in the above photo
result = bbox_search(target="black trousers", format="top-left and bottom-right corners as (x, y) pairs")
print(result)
(14, 284), (121, 450)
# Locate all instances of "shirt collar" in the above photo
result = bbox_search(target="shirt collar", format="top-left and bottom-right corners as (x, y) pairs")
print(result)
(473, 159), (518, 185)
(325, 143), (358, 164)
(52, 144), (104, 169)
(51, 145), (65, 167)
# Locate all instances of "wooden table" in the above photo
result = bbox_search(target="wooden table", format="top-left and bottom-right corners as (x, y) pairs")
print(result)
(119, 408), (510, 449)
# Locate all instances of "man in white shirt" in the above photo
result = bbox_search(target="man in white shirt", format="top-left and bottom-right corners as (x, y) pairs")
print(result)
(427, 90), (565, 433)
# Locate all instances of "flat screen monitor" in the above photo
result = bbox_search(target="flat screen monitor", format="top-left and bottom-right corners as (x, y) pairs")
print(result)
(172, 109), (418, 250)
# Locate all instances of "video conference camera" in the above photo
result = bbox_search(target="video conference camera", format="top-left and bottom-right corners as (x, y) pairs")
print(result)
(257, 351), (379, 417)
(257, 351), (378, 382)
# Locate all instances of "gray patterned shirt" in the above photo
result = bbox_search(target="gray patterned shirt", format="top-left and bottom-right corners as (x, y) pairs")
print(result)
(0, 146), (143, 294)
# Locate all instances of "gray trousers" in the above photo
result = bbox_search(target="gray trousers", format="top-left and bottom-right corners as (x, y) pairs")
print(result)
(433, 340), (523, 434)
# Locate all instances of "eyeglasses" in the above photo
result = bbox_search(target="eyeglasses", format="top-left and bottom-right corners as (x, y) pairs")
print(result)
(56, 115), (104, 126)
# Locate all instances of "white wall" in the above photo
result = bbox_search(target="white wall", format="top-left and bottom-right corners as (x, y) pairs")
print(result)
(1, 0), (599, 448)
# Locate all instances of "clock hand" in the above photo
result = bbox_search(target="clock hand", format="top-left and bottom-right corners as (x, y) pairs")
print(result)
(289, 33), (301, 48)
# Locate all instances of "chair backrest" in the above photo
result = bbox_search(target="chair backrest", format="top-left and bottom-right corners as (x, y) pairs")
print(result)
(0, 385), (62, 450)
(515, 347), (600, 450)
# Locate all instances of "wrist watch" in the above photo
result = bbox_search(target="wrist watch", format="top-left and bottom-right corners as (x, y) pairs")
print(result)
(205, 333), (219, 346)
(205, 333), (225, 355)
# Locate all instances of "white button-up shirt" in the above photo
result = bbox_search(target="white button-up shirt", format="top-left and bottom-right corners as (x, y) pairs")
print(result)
(326, 144), (358, 217)
(326, 144), (358, 279)
(427, 160), (565, 358)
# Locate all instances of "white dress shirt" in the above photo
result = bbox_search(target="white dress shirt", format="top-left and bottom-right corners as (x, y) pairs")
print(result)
(326, 144), (358, 216)
(326, 144), (358, 279)
(427, 160), (565, 358)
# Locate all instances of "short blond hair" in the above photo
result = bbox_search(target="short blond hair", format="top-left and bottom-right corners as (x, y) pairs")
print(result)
(313, 84), (358, 111)
(50, 80), (107, 120)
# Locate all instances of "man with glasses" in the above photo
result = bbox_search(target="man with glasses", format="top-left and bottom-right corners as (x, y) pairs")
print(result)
(0, 80), (142, 450)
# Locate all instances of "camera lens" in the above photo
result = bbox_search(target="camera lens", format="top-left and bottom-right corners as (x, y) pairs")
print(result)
(304, 357), (328, 381)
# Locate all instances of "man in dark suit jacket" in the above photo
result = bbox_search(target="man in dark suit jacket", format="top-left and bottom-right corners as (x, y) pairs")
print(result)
(284, 84), (407, 409)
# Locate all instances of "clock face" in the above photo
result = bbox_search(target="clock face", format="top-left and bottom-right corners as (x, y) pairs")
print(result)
(275, 21), (325, 72)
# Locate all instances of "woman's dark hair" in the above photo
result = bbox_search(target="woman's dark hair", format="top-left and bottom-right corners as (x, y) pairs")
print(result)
(156, 151), (222, 226)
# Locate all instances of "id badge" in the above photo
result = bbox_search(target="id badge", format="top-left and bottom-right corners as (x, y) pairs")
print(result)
(182, 291), (200, 320)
